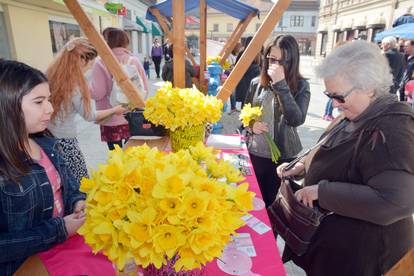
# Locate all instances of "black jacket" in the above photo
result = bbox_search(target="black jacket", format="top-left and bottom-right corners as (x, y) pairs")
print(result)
(400, 56), (414, 94)
(384, 49), (405, 93)
(162, 59), (196, 88)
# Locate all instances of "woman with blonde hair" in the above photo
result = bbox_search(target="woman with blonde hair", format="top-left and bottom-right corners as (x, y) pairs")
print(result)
(47, 37), (126, 183)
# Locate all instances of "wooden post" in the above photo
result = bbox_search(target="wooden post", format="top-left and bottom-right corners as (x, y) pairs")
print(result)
(63, 0), (145, 108)
(199, 0), (207, 92)
(219, 20), (244, 56)
(172, 0), (185, 88)
(220, 12), (256, 66)
(149, 7), (197, 67)
(217, 0), (292, 102)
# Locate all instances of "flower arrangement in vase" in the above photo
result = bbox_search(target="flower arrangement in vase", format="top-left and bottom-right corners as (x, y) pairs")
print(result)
(78, 142), (255, 274)
(143, 82), (223, 151)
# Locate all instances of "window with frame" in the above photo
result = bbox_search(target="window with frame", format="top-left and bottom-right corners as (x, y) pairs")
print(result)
(0, 11), (11, 59)
(290, 16), (304, 27)
(213, 23), (219, 32)
(49, 20), (81, 54)
(227, 23), (233, 32)
(320, 32), (328, 55)
(311, 16), (317, 27)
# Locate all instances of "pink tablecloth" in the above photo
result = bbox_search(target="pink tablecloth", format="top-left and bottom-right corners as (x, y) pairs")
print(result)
(39, 135), (285, 276)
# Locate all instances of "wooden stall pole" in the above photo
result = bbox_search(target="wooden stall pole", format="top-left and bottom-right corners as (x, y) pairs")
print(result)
(219, 20), (244, 56)
(220, 12), (256, 66)
(172, 0), (185, 88)
(199, 0), (207, 92)
(149, 7), (197, 67)
(217, 0), (292, 102)
(64, 0), (145, 108)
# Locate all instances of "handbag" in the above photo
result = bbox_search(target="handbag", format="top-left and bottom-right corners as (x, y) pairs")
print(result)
(267, 132), (335, 256)
(124, 109), (166, 137)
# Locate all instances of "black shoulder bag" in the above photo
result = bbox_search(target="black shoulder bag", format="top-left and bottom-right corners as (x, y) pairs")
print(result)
(267, 134), (334, 256)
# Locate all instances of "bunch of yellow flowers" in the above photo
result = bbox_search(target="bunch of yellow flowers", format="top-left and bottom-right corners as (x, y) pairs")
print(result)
(78, 142), (255, 271)
(239, 103), (263, 127)
(206, 55), (231, 70)
(143, 82), (223, 131)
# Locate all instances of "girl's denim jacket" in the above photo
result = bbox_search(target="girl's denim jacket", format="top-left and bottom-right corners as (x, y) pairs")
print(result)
(0, 136), (86, 275)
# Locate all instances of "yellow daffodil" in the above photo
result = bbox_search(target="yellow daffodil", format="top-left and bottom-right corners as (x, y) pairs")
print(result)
(239, 103), (262, 127)
(79, 143), (254, 271)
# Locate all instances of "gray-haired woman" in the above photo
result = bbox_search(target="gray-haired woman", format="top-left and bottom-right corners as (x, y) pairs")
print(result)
(276, 40), (414, 275)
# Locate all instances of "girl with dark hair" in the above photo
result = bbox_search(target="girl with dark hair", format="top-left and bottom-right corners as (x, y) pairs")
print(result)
(0, 59), (86, 275)
(244, 35), (310, 207)
(47, 38), (126, 183)
(90, 28), (148, 150)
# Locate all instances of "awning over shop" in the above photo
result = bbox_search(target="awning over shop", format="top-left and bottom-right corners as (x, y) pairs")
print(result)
(146, 0), (259, 22)
(136, 17), (149, 33)
(374, 23), (414, 42)
(53, 0), (112, 17)
(152, 22), (163, 36)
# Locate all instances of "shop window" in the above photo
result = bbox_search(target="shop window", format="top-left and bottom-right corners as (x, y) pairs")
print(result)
(335, 31), (344, 43)
(320, 32), (328, 56)
(49, 20), (81, 54)
(346, 30), (355, 41)
(371, 28), (384, 42)
(0, 11), (11, 59)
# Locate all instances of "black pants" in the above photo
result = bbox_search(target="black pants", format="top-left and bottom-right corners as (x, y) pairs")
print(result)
(250, 153), (282, 207)
(152, 56), (162, 78)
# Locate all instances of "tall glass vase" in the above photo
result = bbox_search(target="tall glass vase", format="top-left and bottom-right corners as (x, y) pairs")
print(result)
(170, 124), (205, 152)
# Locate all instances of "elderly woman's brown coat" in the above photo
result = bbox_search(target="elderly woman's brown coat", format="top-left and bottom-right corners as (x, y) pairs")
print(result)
(286, 98), (414, 275)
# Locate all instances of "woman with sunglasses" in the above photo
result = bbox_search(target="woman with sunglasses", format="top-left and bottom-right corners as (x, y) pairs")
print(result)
(277, 41), (414, 275)
(244, 34), (310, 207)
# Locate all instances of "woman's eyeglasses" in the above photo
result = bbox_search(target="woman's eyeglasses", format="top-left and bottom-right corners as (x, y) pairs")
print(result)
(266, 56), (285, 65)
(323, 87), (355, 103)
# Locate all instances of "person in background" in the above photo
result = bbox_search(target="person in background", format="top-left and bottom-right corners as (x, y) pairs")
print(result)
(227, 42), (242, 113)
(277, 40), (414, 276)
(244, 34), (310, 207)
(143, 56), (151, 79)
(381, 36), (406, 96)
(47, 38), (126, 183)
(400, 40), (414, 101)
(90, 28), (148, 150)
(162, 45), (196, 88)
(151, 38), (163, 78)
(0, 59), (86, 275)
(235, 37), (261, 109)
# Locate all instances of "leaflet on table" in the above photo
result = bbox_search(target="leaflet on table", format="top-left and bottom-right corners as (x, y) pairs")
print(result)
(241, 214), (272, 235)
(206, 134), (241, 149)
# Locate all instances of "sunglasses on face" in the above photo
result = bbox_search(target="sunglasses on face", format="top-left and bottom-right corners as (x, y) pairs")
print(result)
(323, 87), (355, 103)
(266, 55), (285, 65)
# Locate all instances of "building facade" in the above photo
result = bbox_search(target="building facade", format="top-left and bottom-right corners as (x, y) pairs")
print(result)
(0, 0), (159, 70)
(273, 0), (319, 55)
(316, 0), (413, 58)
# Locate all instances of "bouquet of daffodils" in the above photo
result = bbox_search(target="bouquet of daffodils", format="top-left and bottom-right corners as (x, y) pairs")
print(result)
(239, 103), (281, 163)
(78, 143), (255, 271)
(206, 55), (231, 70)
(143, 82), (223, 131)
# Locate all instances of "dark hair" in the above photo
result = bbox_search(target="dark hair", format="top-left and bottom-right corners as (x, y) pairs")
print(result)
(167, 44), (174, 59)
(105, 28), (130, 49)
(0, 59), (48, 180)
(260, 35), (303, 92)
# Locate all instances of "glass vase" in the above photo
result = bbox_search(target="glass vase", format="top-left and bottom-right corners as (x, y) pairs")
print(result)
(170, 124), (205, 152)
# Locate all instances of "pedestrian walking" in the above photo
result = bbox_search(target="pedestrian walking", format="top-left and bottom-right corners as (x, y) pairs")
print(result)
(151, 38), (163, 78)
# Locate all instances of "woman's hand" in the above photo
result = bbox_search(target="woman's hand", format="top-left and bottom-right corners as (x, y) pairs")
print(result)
(252, 121), (269, 134)
(267, 63), (285, 83)
(112, 105), (128, 115)
(295, 185), (319, 208)
(277, 162), (305, 178)
(63, 213), (86, 237)
(73, 200), (86, 217)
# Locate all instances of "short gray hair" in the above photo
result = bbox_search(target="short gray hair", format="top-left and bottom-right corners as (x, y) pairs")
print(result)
(382, 36), (397, 49)
(316, 41), (392, 97)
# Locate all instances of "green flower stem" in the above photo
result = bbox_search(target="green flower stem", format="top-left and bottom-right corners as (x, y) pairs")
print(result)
(263, 133), (281, 163)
